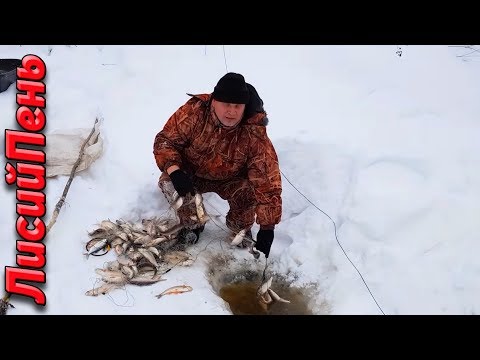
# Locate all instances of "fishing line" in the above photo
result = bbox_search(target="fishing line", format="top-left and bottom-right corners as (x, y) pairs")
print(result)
(218, 46), (386, 315)
(280, 170), (386, 315)
(222, 45), (229, 73)
(213, 51), (386, 312)
(87, 277), (135, 308)
(106, 284), (135, 308)
(261, 258), (268, 282)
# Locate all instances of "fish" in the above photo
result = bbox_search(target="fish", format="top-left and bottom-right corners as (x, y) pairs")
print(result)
(117, 255), (135, 267)
(134, 234), (152, 245)
(257, 276), (273, 297)
(267, 288), (290, 303)
(95, 268), (128, 284)
(144, 221), (157, 237)
(155, 285), (193, 299)
(106, 260), (121, 271)
(121, 265), (135, 279)
(147, 246), (160, 257)
(163, 251), (194, 266)
(231, 229), (247, 246)
(256, 276), (290, 309)
(127, 251), (143, 261)
(161, 223), (186, 237)
(138, 248), (160, 268)
(111, 237), (124, 247)
(171, 191), (184, 211)
(144, 236), (169, 247)
(85, 283), (119, 296)
(84, 238), (109, 259)
(88, 228), (107, 237)
(194, 193), (208, 224)
(129, 273), (166, 286)
(114, 244), (124, 255)
(258, 290), (273, 311)
(100, 220), (117, 231)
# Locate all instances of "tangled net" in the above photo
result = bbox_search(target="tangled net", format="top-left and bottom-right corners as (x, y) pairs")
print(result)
(84, 217), (197, 296)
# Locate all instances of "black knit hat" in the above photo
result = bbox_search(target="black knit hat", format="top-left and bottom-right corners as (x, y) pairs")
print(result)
(212, 72), (250, 104)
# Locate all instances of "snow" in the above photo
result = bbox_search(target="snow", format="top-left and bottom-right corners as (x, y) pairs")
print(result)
(1, 45), (479, 315)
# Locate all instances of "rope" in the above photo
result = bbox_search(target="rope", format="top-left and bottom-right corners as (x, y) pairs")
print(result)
(280, 170), (386, 315)
(222, 45), (229, 73)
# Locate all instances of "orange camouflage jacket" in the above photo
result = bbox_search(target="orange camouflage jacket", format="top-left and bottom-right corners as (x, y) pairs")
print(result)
(153, 94), (282, 227)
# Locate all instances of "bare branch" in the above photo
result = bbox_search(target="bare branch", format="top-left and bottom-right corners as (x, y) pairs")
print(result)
(46, 118), (99, 233)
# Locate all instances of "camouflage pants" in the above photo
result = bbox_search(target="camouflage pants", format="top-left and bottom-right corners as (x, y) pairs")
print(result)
(158, 172), (256, 232)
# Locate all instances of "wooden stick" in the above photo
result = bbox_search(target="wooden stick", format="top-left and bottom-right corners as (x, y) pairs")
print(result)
(46, 118), (99, 232)
(1, 117), (100, 314)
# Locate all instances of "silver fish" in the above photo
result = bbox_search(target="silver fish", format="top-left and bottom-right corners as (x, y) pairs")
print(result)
(114, 244), (124, 255)
(111, 237), (124, 247)
(106, 260), (121, 271)
(171, 192), (184, 211)
(121, 265), (135, 279)
(117, 255), (135, 266)
(138, 248), (159, 268)
(231, 229), (247, 246)
(100, 220), (117, 231)
(256, 277), (290, 309)
(144, 221), (157, 237)
(88, 228), (107, 237)
(161, 223), (186, 236)
(134, 234), (152, 245)
(94, 269), (127, 284)
(147, 247), (160, 256)
(155, 285), (193, 299)
(116, 232), (129, 242)
(144, 236), (169, 247)
(194, 193), (208, 224)
(257, 276), (273, 297)
(85, 283), (118, 296)
(129, 273), (166, 286)
(127, 251), (143, 261)
(163, 251), (194, 266)
(267, 288), (290, 303)
(84, 238), (109, 259)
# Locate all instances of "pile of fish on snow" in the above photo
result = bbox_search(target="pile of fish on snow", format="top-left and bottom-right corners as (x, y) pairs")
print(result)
(84, 216), (197, 297)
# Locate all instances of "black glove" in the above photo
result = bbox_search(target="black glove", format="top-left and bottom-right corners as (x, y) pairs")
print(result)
(169, 169), (195, 197)
(255, 229), (274, 258)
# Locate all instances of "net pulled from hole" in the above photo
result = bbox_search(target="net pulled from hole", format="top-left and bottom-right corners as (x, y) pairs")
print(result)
(84, 217), (196, 297)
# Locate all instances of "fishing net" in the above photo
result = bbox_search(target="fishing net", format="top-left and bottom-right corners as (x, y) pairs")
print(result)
(45, 121), (103, 178)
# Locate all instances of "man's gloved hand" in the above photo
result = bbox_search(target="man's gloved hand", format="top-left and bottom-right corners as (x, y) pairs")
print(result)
(255, 229), (274, 258)
(169, 169), (195, 197)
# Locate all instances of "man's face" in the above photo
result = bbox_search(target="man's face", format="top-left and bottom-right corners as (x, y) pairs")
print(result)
(212, 99), (246, 127)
